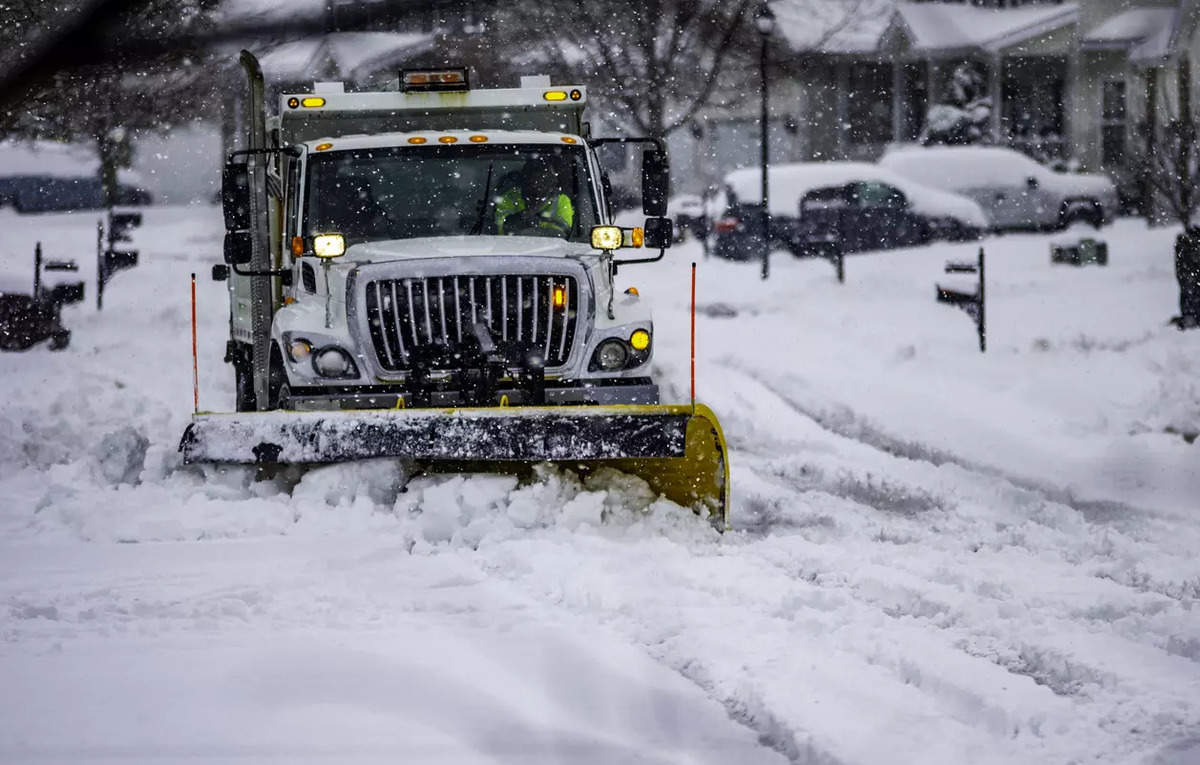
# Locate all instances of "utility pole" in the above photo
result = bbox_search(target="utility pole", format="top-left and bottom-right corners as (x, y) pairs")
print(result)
(756, 2), (775, 281)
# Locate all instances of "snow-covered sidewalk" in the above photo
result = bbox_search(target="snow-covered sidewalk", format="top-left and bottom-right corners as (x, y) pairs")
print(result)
(1, 206), (1197, 763)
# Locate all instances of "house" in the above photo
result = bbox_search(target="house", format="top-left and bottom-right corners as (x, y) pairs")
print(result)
(684, 0), (1197, 208)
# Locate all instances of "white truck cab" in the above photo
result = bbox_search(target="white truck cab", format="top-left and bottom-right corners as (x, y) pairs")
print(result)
(217, 65), (673, 412)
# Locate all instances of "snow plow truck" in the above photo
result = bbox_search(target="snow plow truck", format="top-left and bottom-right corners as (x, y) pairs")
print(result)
(179, 54), (730, 529)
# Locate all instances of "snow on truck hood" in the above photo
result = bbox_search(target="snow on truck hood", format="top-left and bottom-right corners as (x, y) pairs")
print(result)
(346, 235), (594, 262)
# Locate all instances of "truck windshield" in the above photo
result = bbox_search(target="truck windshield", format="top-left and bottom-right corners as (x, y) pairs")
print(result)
(304, 143), (599, 245)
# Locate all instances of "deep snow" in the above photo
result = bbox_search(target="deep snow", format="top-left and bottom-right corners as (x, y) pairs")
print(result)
(1, 204), (1198, 764)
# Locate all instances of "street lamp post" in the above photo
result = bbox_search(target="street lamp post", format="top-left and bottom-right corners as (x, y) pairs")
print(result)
(756, 2), (775, 280)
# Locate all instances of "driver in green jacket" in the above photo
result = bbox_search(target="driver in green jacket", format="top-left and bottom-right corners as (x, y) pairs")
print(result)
(495, 159), (574, 237)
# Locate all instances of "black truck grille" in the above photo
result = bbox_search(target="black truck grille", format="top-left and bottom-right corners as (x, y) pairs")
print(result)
(363, 275), (579, 372)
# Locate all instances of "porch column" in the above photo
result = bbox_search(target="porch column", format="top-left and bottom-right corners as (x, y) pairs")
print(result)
(892, 60), (904, 143)
(836, 60), (849, 158)
(927, 59), (940, 108)
(989, 55), (1002, 143)
(1066, 41), (1082, 166)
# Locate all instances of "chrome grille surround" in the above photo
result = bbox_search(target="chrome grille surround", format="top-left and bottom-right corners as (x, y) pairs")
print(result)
(348, 257), (591, 380)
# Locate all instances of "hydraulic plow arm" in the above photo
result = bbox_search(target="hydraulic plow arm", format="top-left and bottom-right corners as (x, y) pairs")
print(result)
(180, 404), (730, 529)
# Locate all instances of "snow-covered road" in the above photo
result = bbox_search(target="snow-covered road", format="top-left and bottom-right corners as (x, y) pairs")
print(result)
(1, 205), (1198, 764)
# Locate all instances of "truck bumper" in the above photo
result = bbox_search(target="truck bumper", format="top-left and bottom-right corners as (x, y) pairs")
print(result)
(285, 381), (660, 411)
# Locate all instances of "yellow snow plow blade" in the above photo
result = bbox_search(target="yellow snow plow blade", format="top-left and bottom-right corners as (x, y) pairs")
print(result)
(180, 403), (730, 529)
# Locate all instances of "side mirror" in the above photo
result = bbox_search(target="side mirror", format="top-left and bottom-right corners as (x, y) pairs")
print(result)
(212, 264), (229, 282)
(222, 161), (251, 231)
(641, 150), (668, 217)
(223, 230), (252, 266)
(1026, 176), (1040, 190)
(643, 217), (673, 249)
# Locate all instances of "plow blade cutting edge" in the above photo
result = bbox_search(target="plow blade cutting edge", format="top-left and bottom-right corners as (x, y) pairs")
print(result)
(180, 403), (730, 529)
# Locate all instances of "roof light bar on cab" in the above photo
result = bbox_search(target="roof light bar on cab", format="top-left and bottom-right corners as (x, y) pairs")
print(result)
(401, 67), (470, 92)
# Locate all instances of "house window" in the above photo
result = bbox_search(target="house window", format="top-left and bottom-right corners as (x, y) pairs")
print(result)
(847, 63), (893, 145)
(1102, 80), (1126, 165)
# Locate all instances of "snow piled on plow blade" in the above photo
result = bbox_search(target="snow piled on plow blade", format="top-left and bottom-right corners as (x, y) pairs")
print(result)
(180, 404), (730, 529)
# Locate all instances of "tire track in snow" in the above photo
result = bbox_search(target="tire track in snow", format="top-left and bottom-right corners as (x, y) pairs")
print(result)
(699, 363), (1200, 760)
(722, 358), (1171, 529)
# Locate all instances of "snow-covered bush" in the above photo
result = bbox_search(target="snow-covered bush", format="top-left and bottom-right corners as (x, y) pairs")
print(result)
(920, 62), (992, 146)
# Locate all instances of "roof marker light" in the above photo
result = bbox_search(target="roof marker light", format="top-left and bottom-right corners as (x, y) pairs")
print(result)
(301, 97), (326, 108)
(561, 136), (577, 144)
(439, 135), (458, 143)
(408, 136), (427, 144)
(543, 90), (568, 101)
(469, 135), (488, 143)
(314, 142), (333, 151)
(401, 67), (470, 92)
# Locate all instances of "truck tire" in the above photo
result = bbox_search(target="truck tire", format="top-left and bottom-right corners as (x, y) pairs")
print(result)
(267, 345), (289, 410)
(234, 363), (256, 412)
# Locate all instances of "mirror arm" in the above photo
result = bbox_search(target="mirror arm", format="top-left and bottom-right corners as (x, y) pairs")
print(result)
(612, 248), (667, 271)
(231, 263), (293, 285)
(227, 146), (302, 161)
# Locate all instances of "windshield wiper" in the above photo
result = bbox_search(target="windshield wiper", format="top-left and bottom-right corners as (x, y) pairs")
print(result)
(469, 162), (495, 235)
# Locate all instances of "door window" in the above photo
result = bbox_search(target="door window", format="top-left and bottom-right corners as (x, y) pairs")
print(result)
(852, 182), (906, 209)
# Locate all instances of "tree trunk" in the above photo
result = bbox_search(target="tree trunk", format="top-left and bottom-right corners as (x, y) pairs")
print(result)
(1177, 229), (1200, 328)
(1174, 56), (1196, 327)
(96, 131), (121, 210)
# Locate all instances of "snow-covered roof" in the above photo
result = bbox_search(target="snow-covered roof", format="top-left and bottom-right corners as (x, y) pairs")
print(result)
(772, 0), (1079, 56)
(1083, 6), (1180, 64)
(0, 141), (142, 184)
(1085, 7), (1177, 47)
(1131, 9), (1183, 64)
(258, 31), (434, 83)
(772, 0), (895, 55)
(894, 1), (1079, 53)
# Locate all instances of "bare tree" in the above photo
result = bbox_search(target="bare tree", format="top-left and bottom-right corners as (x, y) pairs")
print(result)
(0, 0), (225, 206)
(486, 0), (758, 140)
(487, 0), (867, 142)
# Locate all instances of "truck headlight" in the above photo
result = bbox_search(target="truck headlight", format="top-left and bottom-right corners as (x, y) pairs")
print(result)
(287, 338), (313, 362)
(593, 339), (629, 371)
(313, 233), (346, 258)
(313, 346), (357, 378)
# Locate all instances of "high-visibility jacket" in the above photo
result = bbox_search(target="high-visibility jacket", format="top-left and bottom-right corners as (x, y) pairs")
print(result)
(495, 188), (574, 236)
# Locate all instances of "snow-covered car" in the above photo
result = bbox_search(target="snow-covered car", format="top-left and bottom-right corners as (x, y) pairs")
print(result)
(0, 141), (151, 213)
(709, 162), (987, 260)
(879, 145), (1119, 231)
(667, 193), (706, 241)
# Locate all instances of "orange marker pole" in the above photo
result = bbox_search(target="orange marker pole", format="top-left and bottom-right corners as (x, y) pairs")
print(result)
(190, 273), (199, 414)
(690, 262), (696, 412)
